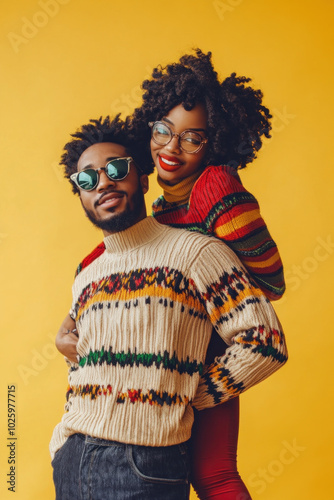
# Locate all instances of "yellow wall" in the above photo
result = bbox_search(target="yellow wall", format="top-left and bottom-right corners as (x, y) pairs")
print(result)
(1, 1), (333, 498)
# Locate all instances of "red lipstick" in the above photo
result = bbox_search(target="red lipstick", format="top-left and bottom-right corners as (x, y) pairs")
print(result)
(158, 154), (183, 172)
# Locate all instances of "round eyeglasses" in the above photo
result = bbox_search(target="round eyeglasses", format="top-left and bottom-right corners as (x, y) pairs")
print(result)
(70, 157), (134, 191)
(149, 121), (208, 154)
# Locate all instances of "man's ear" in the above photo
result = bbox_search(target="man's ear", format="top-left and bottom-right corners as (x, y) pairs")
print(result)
(140, 174), (149, 194)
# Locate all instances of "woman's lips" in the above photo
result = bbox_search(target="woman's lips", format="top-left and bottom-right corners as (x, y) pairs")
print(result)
(158, 154), (183, 172)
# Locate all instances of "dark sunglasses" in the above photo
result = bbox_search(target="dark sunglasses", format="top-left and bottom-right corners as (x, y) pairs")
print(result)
(70, 157), (134, 191)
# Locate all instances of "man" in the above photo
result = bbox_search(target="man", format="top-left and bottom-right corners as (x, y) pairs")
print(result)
(50, 116), (287, 499)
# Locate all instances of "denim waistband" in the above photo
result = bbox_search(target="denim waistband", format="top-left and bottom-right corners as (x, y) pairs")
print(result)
(75, 433), (189, 451)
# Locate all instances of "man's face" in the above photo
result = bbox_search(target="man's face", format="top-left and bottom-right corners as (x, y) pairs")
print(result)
(77, 142), (148, 236)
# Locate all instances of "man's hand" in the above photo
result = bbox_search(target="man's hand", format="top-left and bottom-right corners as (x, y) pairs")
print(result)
(55, 314), (79, 363)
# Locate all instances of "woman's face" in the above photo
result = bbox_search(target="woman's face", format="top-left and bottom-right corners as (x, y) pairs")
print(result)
(150, 103), (208, 186)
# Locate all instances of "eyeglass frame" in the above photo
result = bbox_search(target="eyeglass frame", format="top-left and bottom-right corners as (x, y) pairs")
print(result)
(70, 157), (138, 191)
(148, 121), (208, 154)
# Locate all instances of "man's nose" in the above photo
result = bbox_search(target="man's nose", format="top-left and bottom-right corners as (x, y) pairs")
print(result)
(96, 169), (116, 191)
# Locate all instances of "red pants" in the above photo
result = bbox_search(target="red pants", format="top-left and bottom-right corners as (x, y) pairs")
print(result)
(190, 398), (251, 499)
(190, 329), (251, 499)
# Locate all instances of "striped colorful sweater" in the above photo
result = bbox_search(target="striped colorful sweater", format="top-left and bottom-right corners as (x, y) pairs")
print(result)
(152, 165), (285, 301)
(50, 217), (287, 458)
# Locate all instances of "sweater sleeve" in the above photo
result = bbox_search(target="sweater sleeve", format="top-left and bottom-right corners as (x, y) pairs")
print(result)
(191, 239), (288, 410)
(194, 166), (285, 300)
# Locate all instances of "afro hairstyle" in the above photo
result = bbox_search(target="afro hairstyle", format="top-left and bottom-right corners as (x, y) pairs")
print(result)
(127, 49), (272, 171)
(61, 114), (153, 195)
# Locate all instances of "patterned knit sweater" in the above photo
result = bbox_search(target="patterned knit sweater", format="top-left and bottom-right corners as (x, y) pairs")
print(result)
(50, 217), (287, 458)
(152, 165), (285, 301)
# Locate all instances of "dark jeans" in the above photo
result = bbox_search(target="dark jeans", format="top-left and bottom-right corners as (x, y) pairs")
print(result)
(52, 433), (190, 500)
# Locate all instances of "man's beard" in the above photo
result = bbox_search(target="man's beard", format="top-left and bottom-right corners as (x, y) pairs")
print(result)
(83, 185), (145, 234)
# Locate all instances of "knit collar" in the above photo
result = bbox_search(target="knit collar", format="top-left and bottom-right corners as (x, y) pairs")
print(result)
(157, 170), (203, 205)
(103, 216), (162, 254)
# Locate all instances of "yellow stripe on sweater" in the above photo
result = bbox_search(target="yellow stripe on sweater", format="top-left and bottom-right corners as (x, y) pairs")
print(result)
(215, 209), (261, 238)
(208, 285), (264, 325)
(76, 286), (206, 321)
(243, 252), (281, 269)
(206, 366), (241, 397)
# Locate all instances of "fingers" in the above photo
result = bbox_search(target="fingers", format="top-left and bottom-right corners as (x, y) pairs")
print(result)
(55, 331), (79, 362)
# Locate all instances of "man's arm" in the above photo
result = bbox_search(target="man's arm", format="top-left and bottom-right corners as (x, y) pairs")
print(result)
(191, 239), (288, 410)
(55, 313), (79, 363)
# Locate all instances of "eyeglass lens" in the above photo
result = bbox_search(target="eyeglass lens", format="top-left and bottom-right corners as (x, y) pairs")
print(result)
(152, 122), (203, 153)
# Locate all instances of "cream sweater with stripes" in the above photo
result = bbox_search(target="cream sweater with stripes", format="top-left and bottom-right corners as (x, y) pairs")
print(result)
(50, 217), (287, 459)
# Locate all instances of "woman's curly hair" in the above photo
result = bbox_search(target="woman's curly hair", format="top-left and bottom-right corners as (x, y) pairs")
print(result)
(127, 49), (272, 170)
(61, 115), (153, 195)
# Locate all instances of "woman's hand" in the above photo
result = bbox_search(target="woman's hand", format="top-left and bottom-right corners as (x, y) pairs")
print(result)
(55, 314), (79, 363)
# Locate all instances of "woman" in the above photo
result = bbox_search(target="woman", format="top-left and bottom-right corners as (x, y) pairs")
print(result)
(126, 49), (285, 500)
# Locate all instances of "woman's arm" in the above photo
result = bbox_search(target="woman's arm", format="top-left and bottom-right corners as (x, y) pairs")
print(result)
(201, 166), (285, 300)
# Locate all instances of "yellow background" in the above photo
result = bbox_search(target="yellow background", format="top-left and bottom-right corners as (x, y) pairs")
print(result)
(1, 1), (333, 498)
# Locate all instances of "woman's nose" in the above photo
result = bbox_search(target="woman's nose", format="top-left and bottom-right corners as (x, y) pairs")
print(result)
(165, 134), (181, 154)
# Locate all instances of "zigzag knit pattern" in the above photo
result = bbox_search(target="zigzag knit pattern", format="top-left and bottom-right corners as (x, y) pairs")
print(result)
(152, 165), (285, 301)
(50, 217), (287, 459)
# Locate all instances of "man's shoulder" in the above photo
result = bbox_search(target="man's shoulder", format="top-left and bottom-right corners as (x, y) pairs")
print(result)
(74, 241), (106, 277)
(160, 221), (232, 257)
(158, 221), (208, 242)
(162, 223), (248, 285)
